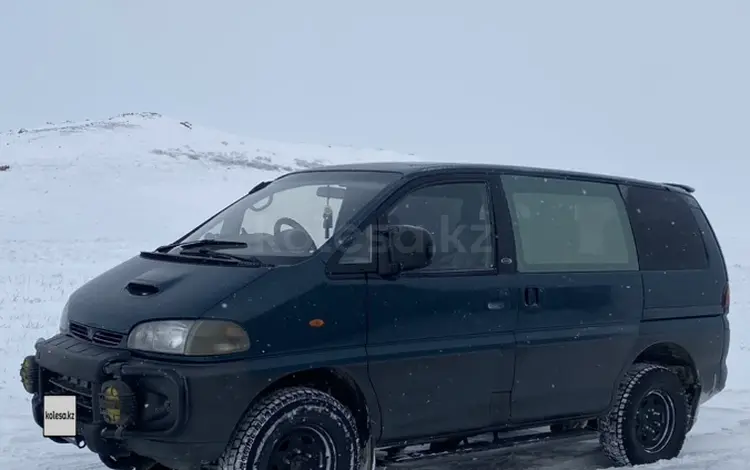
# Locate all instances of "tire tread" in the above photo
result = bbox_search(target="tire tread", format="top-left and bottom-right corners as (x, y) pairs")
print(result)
(598, 363), (686, 467)
(218, 386), (361, 470)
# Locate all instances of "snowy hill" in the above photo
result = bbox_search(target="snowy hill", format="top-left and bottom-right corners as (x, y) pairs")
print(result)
(0, 112), (418, 245)
(2, 111), (418, 173)
(0, 114), (749, 470)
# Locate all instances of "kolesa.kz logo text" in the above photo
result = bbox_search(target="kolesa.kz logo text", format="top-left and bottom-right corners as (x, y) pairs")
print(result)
(45, 410), (75, 420)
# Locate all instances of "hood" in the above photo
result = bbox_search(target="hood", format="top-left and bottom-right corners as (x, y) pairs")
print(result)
(66, 254), (271, 334)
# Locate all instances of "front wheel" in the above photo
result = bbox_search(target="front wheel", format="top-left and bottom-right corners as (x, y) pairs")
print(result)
(598, 363), (688, 467)
(219, 387), (362, 470)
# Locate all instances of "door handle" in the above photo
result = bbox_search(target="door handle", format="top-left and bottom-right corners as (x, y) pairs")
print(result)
(523, 287), (541, 307)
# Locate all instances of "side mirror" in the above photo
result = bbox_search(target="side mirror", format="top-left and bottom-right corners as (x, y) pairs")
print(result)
(386, 224), (434, 274)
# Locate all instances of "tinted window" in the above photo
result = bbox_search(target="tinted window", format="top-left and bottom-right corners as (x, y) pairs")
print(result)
(622, 186), (708, 270)
(502, 175), (638, 273)
(387, 182), (495, 272)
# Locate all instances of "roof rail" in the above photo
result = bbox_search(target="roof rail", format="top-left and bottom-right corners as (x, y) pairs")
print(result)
(663, 182), (696, 193)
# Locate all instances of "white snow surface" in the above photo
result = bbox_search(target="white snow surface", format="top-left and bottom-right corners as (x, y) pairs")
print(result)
(0, 113), (748, 469)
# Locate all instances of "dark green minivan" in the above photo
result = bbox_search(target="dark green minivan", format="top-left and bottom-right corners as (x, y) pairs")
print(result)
(20, 162), (730, 470)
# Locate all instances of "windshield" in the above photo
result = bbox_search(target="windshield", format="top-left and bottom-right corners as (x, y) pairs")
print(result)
(168, 170), (401, 263)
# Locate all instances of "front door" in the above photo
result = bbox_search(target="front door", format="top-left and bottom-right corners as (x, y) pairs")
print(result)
(365, 175), (518, 442)
(499, 174), (644, 422)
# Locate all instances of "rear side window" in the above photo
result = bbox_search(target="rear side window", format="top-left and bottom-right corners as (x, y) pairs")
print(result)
(502, 175), (638, 273)
(621, 186), (708, 270)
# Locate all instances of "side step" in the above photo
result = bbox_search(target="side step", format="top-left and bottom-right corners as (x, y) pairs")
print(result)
(376, 428), (596, 466)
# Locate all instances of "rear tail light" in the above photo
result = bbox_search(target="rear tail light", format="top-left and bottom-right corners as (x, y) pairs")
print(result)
(722, 283), (730, 314)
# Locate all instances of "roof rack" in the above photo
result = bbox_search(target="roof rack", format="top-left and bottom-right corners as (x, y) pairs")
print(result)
(663, 182), (696, 193)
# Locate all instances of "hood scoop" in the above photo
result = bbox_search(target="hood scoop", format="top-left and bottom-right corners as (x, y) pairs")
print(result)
(126, 282), (160, 297)
(125, 268), (188, 297)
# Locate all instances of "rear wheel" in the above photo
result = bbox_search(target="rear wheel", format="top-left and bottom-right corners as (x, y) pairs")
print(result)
(219, 387), (362, 470)
(598, 363), (688, 466)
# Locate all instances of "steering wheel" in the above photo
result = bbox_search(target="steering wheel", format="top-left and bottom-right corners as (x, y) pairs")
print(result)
(273, 217), (317, 252)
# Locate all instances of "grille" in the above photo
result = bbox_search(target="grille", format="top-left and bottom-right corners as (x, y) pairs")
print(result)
(69, 322), (125, 347)
(45, 371), (95, 423)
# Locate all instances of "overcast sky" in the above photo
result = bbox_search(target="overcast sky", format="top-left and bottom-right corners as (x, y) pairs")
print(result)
(1, 0), (748, 176)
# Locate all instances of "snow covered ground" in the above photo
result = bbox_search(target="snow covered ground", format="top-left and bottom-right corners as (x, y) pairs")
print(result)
(0, 113), (748, 469)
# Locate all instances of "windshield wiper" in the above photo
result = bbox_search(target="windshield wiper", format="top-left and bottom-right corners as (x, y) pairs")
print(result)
(179, 248), (271, 266)
(153, 239), (274, 266)
(155, 239), (248, 253)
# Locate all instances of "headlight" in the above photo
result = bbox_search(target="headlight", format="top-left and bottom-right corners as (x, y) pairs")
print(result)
(59, 302), (70, 333)
(127, 319), (250, 356)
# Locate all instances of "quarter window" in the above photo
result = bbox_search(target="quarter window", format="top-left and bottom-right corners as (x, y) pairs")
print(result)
(502, 175), (638, 273)
(337, 225), (374, 265)
(622, 186), (708, 270)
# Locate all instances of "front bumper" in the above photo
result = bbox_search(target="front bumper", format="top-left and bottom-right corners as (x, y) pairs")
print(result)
(23, 334), (260, 470)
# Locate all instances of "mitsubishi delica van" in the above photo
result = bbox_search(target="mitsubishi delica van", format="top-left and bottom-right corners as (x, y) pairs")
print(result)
(20, 162), (730, 470)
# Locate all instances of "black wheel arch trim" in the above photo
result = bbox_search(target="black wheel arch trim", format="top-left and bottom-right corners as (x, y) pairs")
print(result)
(239, 365), (383, 444)
(607, 339), (701, 413)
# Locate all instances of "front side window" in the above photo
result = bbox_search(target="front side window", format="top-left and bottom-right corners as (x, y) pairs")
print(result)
(172, 171), (401, 264)
(502, 175), (638, 273)
(385, 182), (495, 273)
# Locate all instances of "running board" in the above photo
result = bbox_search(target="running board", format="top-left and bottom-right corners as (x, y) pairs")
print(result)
(376, 428), (596, 466)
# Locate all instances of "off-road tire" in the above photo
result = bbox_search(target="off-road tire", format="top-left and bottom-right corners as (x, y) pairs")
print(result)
(598, 363), (688, 467)
(218, 386), (362, 470)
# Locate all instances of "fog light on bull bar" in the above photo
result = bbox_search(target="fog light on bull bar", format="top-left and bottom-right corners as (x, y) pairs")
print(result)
(19, 355), (39, 394)
(98, 380), (137, 427)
